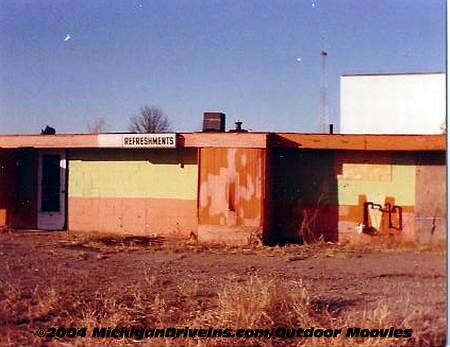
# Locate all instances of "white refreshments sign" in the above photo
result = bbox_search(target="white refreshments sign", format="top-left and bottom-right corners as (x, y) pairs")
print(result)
(98, 133), (176, 148)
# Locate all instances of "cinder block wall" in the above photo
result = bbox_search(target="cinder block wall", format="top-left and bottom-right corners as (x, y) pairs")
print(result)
(67, 148), (198, 237)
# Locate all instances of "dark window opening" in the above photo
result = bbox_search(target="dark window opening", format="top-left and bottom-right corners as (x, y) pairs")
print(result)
(41, 155), (60, 212)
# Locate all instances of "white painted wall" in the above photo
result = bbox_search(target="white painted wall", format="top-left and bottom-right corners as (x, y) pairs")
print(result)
(340, 73), (446, 134)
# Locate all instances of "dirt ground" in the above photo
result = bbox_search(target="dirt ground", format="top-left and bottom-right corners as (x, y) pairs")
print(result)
(0, 231), (446, 346)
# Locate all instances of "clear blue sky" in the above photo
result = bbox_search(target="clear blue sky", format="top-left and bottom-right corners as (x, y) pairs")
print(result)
(0, 0), (445, 134)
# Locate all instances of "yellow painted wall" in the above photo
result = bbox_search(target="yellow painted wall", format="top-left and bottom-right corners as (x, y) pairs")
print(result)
(336, 152), (416, 206)
(68, 149), (198, 200)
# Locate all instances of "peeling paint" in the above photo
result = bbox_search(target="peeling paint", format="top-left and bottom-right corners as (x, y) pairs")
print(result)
(198, 148), (264, 227)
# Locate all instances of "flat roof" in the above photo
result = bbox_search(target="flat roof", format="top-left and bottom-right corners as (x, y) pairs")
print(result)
(341, 71), (445, 77)
(273, 133), (445, 151)
(0, 132), (445, 151)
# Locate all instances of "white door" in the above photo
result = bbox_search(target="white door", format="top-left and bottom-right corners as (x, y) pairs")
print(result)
(37, 150), (66, 230)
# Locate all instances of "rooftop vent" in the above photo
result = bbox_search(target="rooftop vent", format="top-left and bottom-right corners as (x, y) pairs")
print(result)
(203, 112), (226, 132)
(229, 120), (248, 133)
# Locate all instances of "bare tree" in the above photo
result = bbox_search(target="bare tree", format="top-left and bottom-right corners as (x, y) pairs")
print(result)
(87, 118), (110, 133)
(128, 105), (171, 133)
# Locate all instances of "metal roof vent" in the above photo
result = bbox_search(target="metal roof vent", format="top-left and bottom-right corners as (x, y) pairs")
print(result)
(229, 120), (248, 133)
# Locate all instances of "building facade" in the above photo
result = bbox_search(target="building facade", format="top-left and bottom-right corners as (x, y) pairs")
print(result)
(0, 132), (445, 245)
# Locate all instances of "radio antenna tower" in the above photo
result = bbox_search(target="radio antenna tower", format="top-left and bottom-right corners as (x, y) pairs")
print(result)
(318, 50), (329, 133)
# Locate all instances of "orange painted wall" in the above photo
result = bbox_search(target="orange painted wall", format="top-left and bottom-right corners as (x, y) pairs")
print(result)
(198, 148), (265, 230)
(69, 197), (197, 237)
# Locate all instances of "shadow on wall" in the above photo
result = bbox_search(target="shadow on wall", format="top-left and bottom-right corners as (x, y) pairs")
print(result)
(270, 148), (444, 245)
(333, 151), (416, 240)
(0, 149), (39, 229)
(68, 148), (197, 165)
(270, 148), (338, 244)
(359, 195), (403, 235)
(0, 150), (16, 228)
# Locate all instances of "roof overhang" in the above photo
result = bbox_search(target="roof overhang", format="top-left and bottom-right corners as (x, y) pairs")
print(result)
(0, 132), (445, 151)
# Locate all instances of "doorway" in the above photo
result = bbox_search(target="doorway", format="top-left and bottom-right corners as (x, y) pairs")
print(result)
(37, 150), (66, 230)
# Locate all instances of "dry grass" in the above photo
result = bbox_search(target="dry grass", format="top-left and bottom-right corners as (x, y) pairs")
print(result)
(339, 232), (446, 255)
(0, 231), (445, 346)
(0, 273), (445, 347)
(188, 276), (445, 347)
(297, 191), (327, 244)
(62, 231), (237, 256)
(61, 228), (445, 262)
